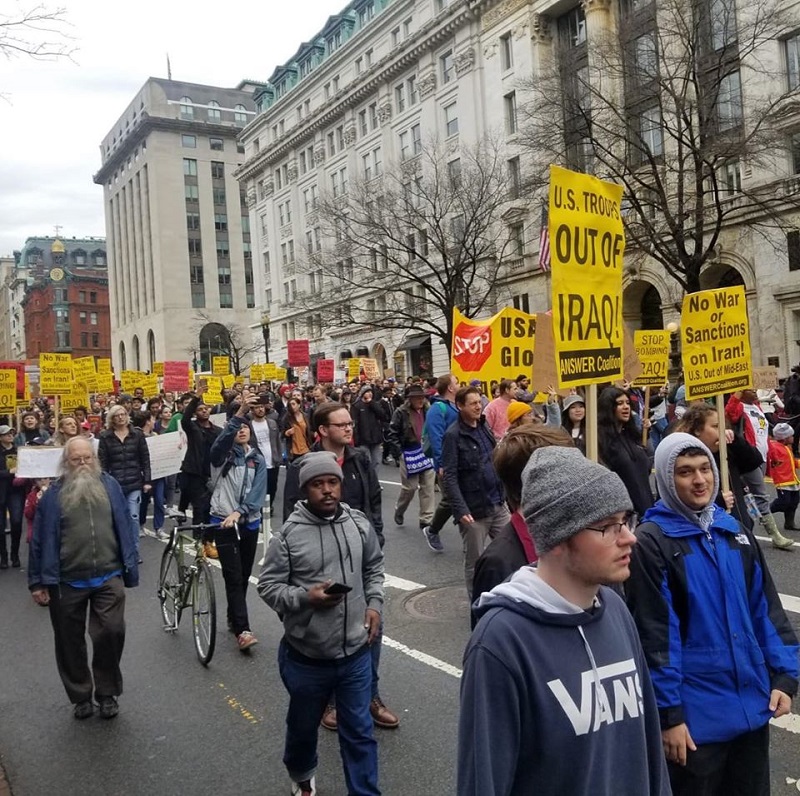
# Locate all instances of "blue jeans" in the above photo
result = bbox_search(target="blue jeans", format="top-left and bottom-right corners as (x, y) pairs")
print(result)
(139, 479), (165, 531)
(279, 641), (380, 796)
(125, 490), (141, 554)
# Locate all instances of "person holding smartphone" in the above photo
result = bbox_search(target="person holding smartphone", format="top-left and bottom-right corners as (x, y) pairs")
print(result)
(258, 451), (384, 796)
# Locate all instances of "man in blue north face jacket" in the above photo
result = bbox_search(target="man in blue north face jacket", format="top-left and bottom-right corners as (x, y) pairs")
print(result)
(627, 432), (799, 795)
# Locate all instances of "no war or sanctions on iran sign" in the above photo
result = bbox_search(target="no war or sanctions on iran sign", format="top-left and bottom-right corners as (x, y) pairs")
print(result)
(450, 306), (536, 391)
(549, 165), (626, 388)
(681, 285), (752, 400)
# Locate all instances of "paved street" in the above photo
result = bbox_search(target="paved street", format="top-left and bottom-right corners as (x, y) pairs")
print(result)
(1, 465), (800, 795)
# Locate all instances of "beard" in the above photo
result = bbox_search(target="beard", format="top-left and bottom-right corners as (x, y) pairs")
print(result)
(60, 463), (108, 514)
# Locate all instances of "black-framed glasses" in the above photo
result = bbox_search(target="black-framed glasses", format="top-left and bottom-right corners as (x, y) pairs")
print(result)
(326, 421), (354, 429)
(584, 512), (637, 541)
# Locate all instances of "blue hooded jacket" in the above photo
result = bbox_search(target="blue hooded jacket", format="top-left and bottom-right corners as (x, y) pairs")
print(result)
(459, 568), (669, 796)
(626, 433), (799, 744)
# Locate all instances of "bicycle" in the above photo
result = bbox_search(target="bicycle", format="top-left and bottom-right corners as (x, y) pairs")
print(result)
(157, 516), (218, 666)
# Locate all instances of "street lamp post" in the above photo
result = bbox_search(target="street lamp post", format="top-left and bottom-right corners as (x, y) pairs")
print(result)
(260, 313), (270, 363)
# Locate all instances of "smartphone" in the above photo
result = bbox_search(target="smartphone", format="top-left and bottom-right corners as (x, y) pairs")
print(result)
(324, 582), (353, 595)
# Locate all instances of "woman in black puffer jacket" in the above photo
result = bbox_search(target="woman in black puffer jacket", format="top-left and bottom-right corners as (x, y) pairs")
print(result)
(98, 405), (151, 558)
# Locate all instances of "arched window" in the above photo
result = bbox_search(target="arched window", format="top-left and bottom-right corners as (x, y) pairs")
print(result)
(234, 104), (248, 126)
(180, 96), (193, 120)
(147, 329), (156, 369)
(208, 99), (221, 123)
(92, 249), (106, 267)
(198, 322), (230, 372)
(132, 335), (140, 371)
(119, 341), (127, 371)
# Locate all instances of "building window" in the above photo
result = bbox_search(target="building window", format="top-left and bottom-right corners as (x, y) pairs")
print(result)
(362, 147), (382, 180)
(634, 33), (658, 80)
(90, 312), (98, 325)
(213, 187), (226, 205)
(448, 158), (462, 188)
(399, 124), (422, 160)
(183, 158), (197, 176)
(369, 102), (378, 130)
(187, 211), (200, 230)
(234, 104), (248, 125)
(639, 106), (664, 156)
(179, 96), (193, 120)
(792, 133), (800, 174)
(509, 223), (525, 258)
(185, 184), (199, 202)
(561, 5), (587, 47)
(512, 293), (530, 313)
(90, 292), (97, 304)
(500, 33), (513, 70)
(359, 109), (368, 136)
(182, 134), (196, 148)
(444, 102), (459, 137)
(504, 92), (518, 134)
(211, 161), (225, 179)
(709, 0), (737, 51)
(79, 290), (86, 303)
(358, 0), (375, 26)
(92, 333), (100, 348)
(214, 213), (228, 232)
(789, 230), (800, 271)
(81, 332), (88, 347)
(209, 137), (224, 151)
(207, 100), (221, 122)
(718, 159), (741, 194)
(716, 71), (742, 130)
(188, 238), (202, 256)
(190, 264), (204, 284)
(507, 157), (521, 199)
(787, 35), (800, 90)
(278, 200), (293, 226)
(57, 331), (70, 348)
(216, 239), (230, 258)
(281, 240), (296, 265)
(440, 49), (454, 84)
(79, 311), (87, 324)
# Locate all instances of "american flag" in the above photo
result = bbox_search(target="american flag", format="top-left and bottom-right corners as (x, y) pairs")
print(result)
(538, 204), (551, 273)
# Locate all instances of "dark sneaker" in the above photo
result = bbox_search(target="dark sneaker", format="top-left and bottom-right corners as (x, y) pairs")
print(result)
(0, 559), (8, 570)
(422, 526), (444, 552)
(74, 701), (94, 720)
(97, 696), (119, 719)
(394, 510), (404, 526)
(320, 703), (337, 731)
(370, 697), (400, 728)
(11, 557), (20, 568)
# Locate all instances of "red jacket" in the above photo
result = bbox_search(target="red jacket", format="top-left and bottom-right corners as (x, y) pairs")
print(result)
(725, 394), (762, 450)
(766, 439), (800, 489)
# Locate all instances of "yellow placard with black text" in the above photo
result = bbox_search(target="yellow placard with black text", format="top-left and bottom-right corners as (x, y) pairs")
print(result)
(0, 370), (16, 412)
(681, 286), (751, 400)
(450, 307), (536, 392)
(633, 330), (670, 387)
(250, 364), (264, 382)
(549, 165), (625, 387)
(40, 353), (74, 395)
(212, 356), (230, 376)
(274, 367), (287, 382)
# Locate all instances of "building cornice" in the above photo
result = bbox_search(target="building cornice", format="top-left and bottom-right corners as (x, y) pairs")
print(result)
(234, 0), (498, 182)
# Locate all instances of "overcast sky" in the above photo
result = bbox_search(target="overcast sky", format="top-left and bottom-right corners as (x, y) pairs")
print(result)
(0, 0), (346, 256)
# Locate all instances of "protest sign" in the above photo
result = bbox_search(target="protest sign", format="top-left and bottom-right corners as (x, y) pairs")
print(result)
(204, 377), (223, 406)
(0, 370), (16, 412)
(549, 165), (625, 387)
(73, 357), (97, 390)
(152, 361), (164, 376)
(632, 330), (669, 387)
(147, 431), (188, 479)
(141, 376), (159, 397)
(274, 367), (287, 381)
(210, 412), (227, 428)
(95, 373), (115, 393)
(97, 358), (112, 374)
(121, 370), (148, 393)
(61, 382), (90, 412)
(287, 339), (310, 367)
(221, 374), (235, 389)
(361, 358), (380, 380)
(681, 285), (751, 400)
(212, 356), (230, 376)
(317, 359), (335, 382)
(752, 366), (778, 390)
(250, 364), (264, 382)
(451, 306), (536, 392)
(40, 353), (74, 394)
(348, 358), (361, 380)
(17, 439), (100, 478)
(263, 363), (277, 380)
(163, 361), (190, 392)
(0, 361), (26, 398)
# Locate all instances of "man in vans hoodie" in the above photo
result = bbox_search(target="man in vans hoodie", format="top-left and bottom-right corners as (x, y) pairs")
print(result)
(458, 446), (669, 796)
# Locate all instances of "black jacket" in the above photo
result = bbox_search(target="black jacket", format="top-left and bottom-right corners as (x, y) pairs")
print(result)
(352, 397), (391, 446)
(599, 429), (654, 517)
(387, 401), (428, 451)
(282, 442), (384, 545)
(180, 395), (221, 478)
(98, 426), (151, 494)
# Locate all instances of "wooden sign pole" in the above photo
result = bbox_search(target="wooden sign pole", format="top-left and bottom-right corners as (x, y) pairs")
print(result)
(585, 383), (599, 463)
(715, 393), (730, 499)
(641, 386), (651, 447)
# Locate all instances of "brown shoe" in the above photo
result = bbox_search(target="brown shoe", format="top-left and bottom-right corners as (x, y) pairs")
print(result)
(320, 703), (337, 731)
(370, 697), (399, 729)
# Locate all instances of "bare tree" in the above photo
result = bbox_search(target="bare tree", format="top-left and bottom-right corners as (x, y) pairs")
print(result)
(296, 138), (520, 355)
(519, 0), (799, 294)
(1, 4), (73, 61)
(190, 313), (262, 375)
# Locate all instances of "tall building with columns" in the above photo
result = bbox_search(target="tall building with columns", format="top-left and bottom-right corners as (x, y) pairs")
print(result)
(236, 0), (800, 378)
(93, 79), (262, 373)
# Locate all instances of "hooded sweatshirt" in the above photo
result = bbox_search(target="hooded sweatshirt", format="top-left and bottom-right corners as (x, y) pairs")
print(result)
(627, 433), (799, 744)
(458, 568), (669, 796)
(257, 501), (384, 660)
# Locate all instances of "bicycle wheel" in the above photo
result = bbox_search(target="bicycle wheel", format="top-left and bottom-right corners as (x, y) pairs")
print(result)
(191, 559), (216, 665)
(158, 543), (182, 629)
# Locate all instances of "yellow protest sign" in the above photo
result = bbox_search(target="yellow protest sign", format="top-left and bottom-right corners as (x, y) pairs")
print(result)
(204, 376), (223, 405)
(263, 363), (277, 380)
(152, 361), (164, 376)
(221, 374), (235, 389)
(141, 376), (159, 397)
(73, 356), (97, 392)
(61, 382), (90, 412)
(97, 358), (112, 374)
(0, 370), (16, 413)
(95, 373), (115, 393)
(121, 370), (148, 393)
(212, 356), (230, 376)
(250, 364), (263, 382)
(549, 165), (625, 387)
(348, 358), (361, 380)
(633, 330), (670, 387)
(361, 358), (380, 380)
(451, 307), (536, 391)
(40, 353), (74, 394)
(274, 367), (287, 382)
(681, 286), (751, 400)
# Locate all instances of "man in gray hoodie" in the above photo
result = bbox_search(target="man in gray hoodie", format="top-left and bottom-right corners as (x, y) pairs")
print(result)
(458, 446), (669, 796)
(258, 451), (384, 796)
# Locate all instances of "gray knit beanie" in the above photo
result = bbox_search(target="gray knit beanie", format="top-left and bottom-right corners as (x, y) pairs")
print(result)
(298, 451), (343, 489)
(521, 446), (633, 554)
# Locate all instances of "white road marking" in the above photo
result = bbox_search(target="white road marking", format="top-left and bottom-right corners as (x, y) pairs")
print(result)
(772, 714), (800, 734)
(382, 636), (462, 679)
(378, 479), (402, 487)
(385, 574), (425, 591)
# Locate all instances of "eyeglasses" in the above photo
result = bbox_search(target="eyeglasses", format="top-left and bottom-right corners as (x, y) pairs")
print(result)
(584, 512), (637, 541)
(68, 456), (94, 464)
(326, 421), (354, 429)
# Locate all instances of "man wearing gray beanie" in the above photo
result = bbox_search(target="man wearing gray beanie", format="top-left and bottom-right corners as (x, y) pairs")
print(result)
(626, 432), (798, 795)
(458, 446), (669, 796)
